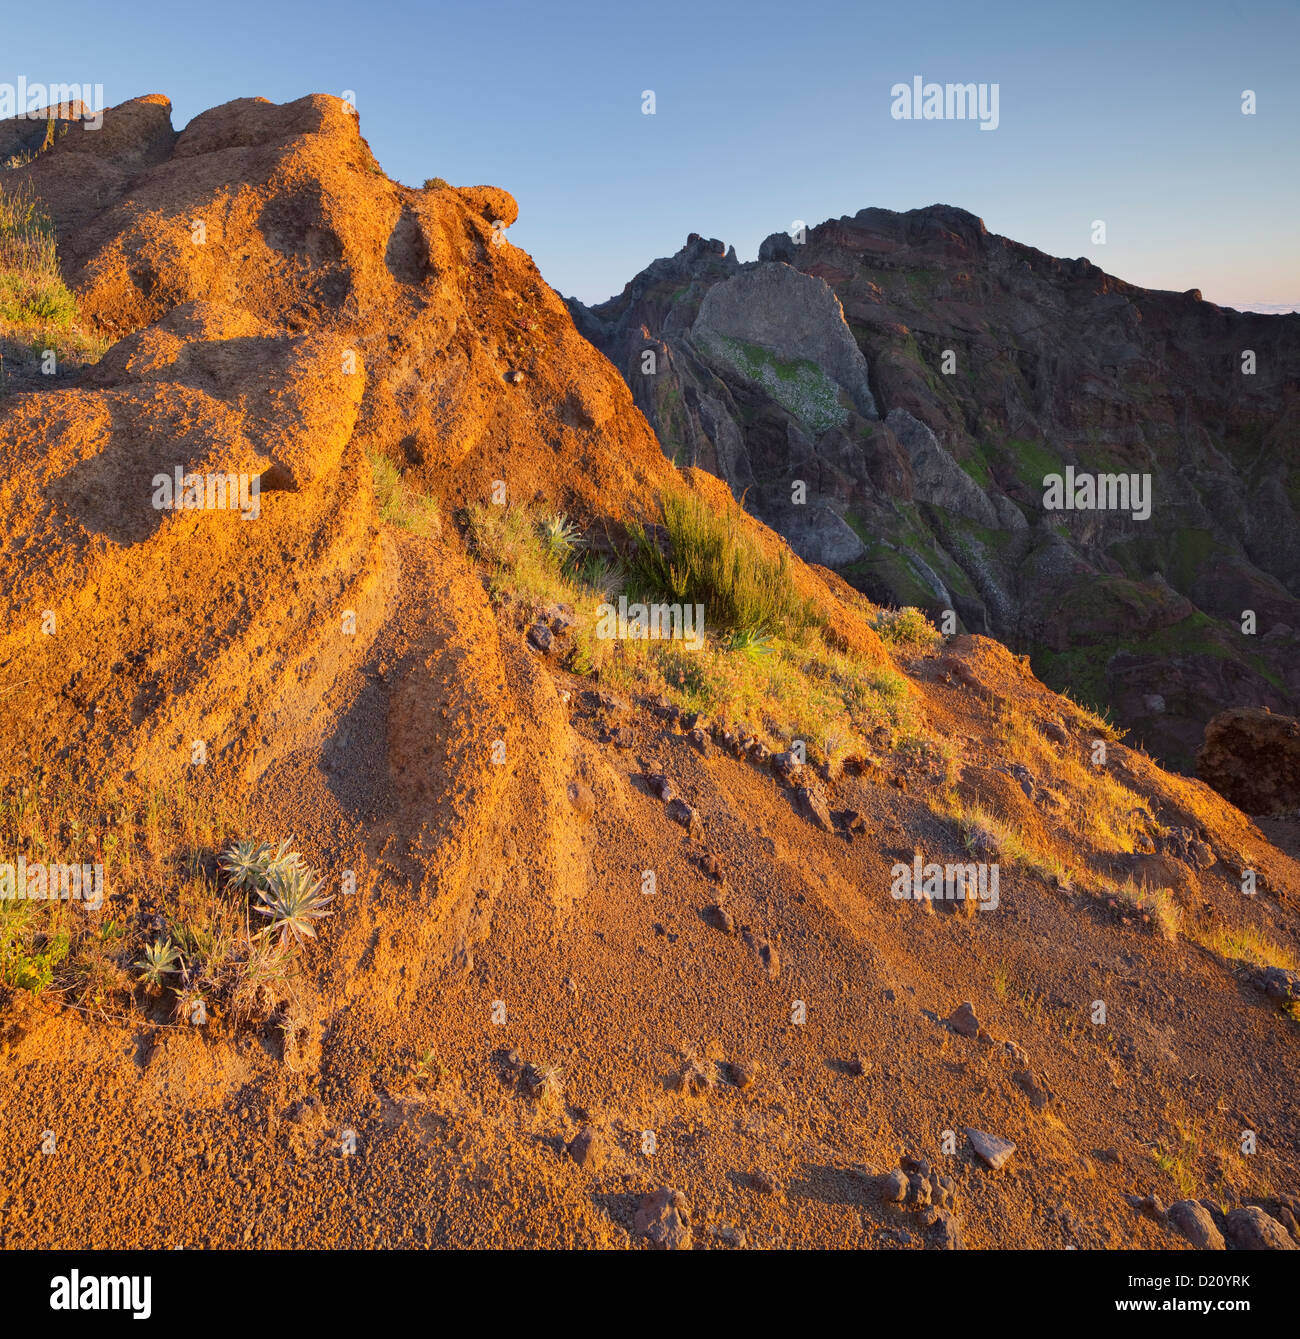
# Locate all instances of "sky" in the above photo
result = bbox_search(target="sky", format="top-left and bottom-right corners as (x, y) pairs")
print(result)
(6, 0), (1297, 308)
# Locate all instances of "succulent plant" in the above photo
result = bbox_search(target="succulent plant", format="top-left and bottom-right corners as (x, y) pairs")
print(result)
(539, 514), (582, 563)
(135, 938), (181, 992)
(254, 862), (334, 948)
(218, 838), (273, 893)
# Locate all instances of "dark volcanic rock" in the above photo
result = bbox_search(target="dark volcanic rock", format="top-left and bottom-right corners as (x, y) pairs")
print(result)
(1197, 708), (1300, 814)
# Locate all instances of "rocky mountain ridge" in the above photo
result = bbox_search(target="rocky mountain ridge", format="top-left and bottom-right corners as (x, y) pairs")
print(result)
(569, 208), (1300, 771)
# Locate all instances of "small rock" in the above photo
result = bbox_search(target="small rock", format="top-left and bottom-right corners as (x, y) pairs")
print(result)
(1043, 722), (1069, 747)
(527, 622), (553, 654)
(1258, 966), (1300, 1002)
(1130, 1192), (1167, 1221)
(839, 809), (868, 836)
(741, 929), (780, 979)
(645, 694), (680, 723)
(665, 798), (702, 836)
(845, 1054), (870, 1077)
(687, 727), (712, 757)
(544, 603), (576, 633)
(1012, 1068), (1055, 1111)
(948, 1001), (980, 1038)
(905, 1173), (932, 1209)
(966, 1128), (1016, 1171)
(711, 1224), (746, 1248)
(793, 785), (834, 832)
(676, 1060), (713, 1096)
(929, 1173), (958, 1211)
(634, 1187), (693, 1250)
(749, 1170), (781, 1196)
(704, 903), (734, 935)
(1224, 1206), (1297, 1250)
(643, 772), (673, 802)
(772, 751), (810, 787)
(567, 780), (596, 820)
(581, 688), (629, 714)
(504, 368), (525, 385)
(874, 1168), (909, 1203)
(567, 1125), (606, 1171)
(699, 852), (724, 882)
(924, 1207), (965, 1249)
(1187, 839), (1215, 870)
(728, 1059), (758, 1089)
(1167, 1199), (1225, 1250)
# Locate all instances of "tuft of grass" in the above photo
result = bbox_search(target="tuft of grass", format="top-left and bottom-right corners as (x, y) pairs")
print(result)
(626, 491), (812, 640)
(423, 176), (451, 190)
(1111, 878), (1182, 941)
(0, 182), (76, 328)
(367, 449), (441, 537)
(1154, 1110), (1203, 1200)
(1189, 922), (1297, 972)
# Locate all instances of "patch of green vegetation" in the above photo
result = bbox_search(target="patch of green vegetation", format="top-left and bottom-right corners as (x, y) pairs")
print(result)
(872, 606), (942, 652)
(367, 449), (441, 537)
(960, 443), (993, 488)
(0, 182), (76, 328)
(627, 490), (812, 639)
(1033, 609), (1231, 750)
(703, 333), (846, 435)
(465, 500), (925, 768)
(1001, 436), (1061, 490)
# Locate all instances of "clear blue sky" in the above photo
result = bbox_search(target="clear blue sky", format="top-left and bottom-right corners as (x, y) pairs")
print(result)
(9, 0), (1298, 308)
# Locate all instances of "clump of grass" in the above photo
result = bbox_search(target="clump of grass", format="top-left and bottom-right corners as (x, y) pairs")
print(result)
(366, 449), (441, 537)
(626, 491), (812, 640)
(992, 961), (1011, 999)
(872, 605), (942, 653)
(1188, 922), (1297, 972)
(1111, 878), (1181, 941)
(937, 794), (1073, 886)
(991, 700), (1150, 856)
(467, 500), (925, 768)
(0, 901), (69, 993)
(0, 182), (77, 329)
(423, 176), (451, 190)
(1153, 1108), (1204, 1199)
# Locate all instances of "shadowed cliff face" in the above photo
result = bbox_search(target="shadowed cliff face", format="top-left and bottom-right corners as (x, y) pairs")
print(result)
(569, 209), (1300, 772)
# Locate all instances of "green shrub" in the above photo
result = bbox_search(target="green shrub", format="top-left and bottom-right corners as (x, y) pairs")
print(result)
(627, 491), (811, 639)
(872, 605), (942, 652)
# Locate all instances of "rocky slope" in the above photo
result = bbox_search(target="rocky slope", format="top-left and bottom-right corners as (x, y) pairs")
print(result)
(0, 98), (1297, 1253)
(569, 212), (1300, 772)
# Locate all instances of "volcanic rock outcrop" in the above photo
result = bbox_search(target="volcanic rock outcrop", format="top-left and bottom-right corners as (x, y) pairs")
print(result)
(1198, 708), (1300, 816)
